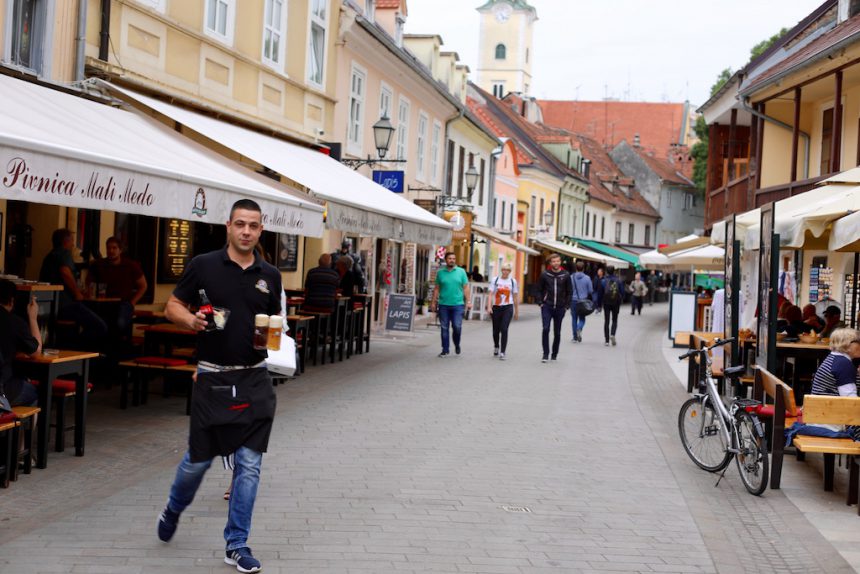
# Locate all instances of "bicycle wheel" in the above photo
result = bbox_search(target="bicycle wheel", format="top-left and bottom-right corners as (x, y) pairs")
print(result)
(735, 410), (769, 496)
(678, 397), (732, 472)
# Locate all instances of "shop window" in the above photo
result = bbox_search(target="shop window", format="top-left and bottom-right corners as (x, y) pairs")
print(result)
(8, 0), (48, 75)
(262, 0), (287, 69)
(307, 0), (327, 86)
(205, 0), (236, 45)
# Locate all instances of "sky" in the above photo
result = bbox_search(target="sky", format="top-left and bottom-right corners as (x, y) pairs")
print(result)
(404, 0), (823, 106)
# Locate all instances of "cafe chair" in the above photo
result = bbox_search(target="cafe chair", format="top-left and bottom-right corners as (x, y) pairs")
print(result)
(10, 406), (40, 480)
(301, 310), (333, 366)
(30, 379), (93, 453)
(0, 412), (21, 488)
(119, 356), (189, 409)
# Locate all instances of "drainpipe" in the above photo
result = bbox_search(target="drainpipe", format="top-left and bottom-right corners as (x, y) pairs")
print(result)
(740, 98), (810, 180)
(75, 0), (88, 81)
(99, 0), (111, 62)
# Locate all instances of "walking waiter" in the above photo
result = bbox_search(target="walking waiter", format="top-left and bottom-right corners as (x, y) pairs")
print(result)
(157, 199), (281, 574)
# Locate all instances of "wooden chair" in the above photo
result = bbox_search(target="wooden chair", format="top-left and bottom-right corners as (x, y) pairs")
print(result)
(752, 367), (801, 489)
(10, 406), (40, 480)
(29, 379), (93, 453)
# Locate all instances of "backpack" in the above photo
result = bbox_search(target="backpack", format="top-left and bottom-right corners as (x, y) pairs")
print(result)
(604, 278), (621, 306)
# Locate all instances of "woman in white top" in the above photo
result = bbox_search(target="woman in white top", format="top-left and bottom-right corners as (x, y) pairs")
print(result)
(486, 262), (519, 360)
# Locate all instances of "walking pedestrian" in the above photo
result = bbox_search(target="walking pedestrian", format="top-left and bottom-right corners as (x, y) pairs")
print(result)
(430, 251), (471, 357)
(598, 265), (625, 346)
(486, 262), (519, 360)
(539, 253), (571, 362)
(570, 261), (594, 342)
(629, 272), (647, 316)
(592, 267), (605, 314)
(157, 199), (282, 574)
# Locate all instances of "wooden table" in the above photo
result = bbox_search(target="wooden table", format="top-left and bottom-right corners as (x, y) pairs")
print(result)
(142, 323), (198, 356)
(286, 297), (304, 316)
(14, 350), (99, 468)
(14, 283), (64, 346)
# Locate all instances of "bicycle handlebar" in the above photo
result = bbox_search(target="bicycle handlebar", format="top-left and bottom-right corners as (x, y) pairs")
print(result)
(677, 336), (737, 361)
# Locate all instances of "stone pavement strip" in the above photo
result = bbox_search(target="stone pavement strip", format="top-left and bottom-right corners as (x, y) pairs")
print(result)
(0, 303), (856, 573)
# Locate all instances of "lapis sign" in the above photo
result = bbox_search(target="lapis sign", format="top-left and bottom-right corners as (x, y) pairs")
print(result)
(372, 170), (405, 193)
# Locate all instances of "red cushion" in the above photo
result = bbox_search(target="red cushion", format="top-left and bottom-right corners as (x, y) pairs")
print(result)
(0, 412), (17, 426)
(134, 356), (188, 367)
(745, 404), (802, 419)
(30, 379), (94, 394)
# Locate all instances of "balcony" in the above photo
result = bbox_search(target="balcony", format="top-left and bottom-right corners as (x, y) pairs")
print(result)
(754, 174), (829, 207)
(706, 174), (751, 228)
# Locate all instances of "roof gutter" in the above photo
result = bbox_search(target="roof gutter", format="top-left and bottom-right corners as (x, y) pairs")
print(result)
(740, 98), (810, 180)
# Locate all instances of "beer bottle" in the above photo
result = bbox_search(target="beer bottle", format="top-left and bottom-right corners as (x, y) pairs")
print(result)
(198, 289), (217, 331)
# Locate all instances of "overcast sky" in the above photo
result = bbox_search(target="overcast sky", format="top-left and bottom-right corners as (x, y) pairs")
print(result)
(404, 0), (821, 106)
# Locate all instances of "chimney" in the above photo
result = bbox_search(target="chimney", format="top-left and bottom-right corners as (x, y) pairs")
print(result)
(633, 133), (641, 148)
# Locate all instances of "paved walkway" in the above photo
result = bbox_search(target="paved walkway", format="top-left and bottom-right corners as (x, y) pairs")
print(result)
(0, 304), (857, 573)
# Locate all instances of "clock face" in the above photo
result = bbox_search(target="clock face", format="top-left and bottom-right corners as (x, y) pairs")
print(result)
(494, 3), (512, 22)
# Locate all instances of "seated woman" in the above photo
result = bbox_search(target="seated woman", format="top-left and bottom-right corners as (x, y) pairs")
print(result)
(802, 304), (824, 333)
(786, 328), (860, 443)
(781, 305), (812, 337)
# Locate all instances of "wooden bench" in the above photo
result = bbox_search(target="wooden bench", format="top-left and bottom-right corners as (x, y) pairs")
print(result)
(792, 395), (860, 511)
(753, 367), (801, 490)
(10, 406), (40, 480)
(118, 359), (195, 412)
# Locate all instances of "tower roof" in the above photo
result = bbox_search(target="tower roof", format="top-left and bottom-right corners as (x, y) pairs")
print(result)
(476, 0), (536, 14)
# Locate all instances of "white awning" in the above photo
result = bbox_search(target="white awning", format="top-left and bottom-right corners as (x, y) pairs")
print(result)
(472, 224), (540, 255)
(639, 249), (671, 268)
(533, 238), (629, 268)
(0, 75), (323, 236)
(103, 83), (451, 245)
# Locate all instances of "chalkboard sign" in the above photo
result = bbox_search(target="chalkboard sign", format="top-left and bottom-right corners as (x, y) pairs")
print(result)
(385, 293), (415, 332)
(277, 234), (298, 271)
(158, 218), (193, 283)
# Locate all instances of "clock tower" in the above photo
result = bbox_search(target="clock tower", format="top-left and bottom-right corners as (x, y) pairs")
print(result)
(476, 0), (537, 98)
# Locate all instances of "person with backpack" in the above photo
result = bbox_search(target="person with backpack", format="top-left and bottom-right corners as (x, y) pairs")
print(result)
(486, 262), (519, 360)
(570, 261), (594, 343)
(598, 266), (625, 346)
(538, 253), (571, 362)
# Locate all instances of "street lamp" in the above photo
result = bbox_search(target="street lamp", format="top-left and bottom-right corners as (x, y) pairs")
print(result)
(340, 115), (407, 170)
(465, 164), (480, 200)
(543, 209), (554, 228)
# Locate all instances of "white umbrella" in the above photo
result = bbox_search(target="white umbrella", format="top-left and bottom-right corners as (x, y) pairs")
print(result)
(639, 249), (670, 268)
(667, 244), (725, 270)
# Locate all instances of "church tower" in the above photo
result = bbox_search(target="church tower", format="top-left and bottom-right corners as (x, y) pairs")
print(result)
(476, 0), (537, 98)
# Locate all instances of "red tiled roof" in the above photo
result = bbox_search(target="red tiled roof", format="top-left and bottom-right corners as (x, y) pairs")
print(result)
(743, 13), (860, 95)
(570, 133), (661, 218)
(376, 0), (402, 8)
(633, 147), (693, 186)
(538, 100), (687, 160)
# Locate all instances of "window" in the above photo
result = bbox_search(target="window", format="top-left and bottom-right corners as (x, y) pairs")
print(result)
(585, 211), (590, 236)
(495, 43), (506, 60)
(530, 195), (536, 228)
(601, 217), (605, 240)
(205, 0), (236, 44)
(821, 107), (834, 175)
(628, 223), (634, 244)
(493, 199), (498, 227)
(262, 0), (286, 68)
(526, 47), (529, 63)
(644, 225), (651, 247)
(396, 97), (410, 161)
(445, 139), (455, 195)
(539, 198), (545, 226)
(492, 82), (505, 98)
(550, 201), (555, 227)
(416, 113), (428, 180)
(347, 65), (366, 152)
(509, 205), (514, 231)
(430, 121), (441, 184)
(307, 0), (327, 86)
(457, 146), (465, 197)
(479, 158), (486, 206)
(9, 0), (48, 73)
(684, 193), (694, 210)
(379, 83), (392, 119)
(501, 202), (506, 230)
(615, 222), (622, 243)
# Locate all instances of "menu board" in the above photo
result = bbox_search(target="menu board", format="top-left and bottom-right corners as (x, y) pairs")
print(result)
(158, 218), (193, 283)
(277, 234), (299, 272)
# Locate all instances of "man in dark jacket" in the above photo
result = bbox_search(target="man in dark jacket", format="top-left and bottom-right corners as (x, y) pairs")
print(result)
(538, 253), (571, 363)
(597, 266), (626, 347)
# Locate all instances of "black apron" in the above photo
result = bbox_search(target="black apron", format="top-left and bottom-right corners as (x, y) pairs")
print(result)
(189, 367), (276, 463)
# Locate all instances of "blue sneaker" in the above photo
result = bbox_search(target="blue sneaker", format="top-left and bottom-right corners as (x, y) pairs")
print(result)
(225, 547), (262, 573)
(157, 506), (179, 542)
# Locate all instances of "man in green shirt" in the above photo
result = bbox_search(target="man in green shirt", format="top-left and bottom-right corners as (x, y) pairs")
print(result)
(431, 252), (471, 357)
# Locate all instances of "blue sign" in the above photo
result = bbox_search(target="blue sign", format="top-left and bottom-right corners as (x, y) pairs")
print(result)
(373, 170), (405, 193)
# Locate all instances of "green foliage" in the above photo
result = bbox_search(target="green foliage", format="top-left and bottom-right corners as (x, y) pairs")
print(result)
(691, 116), (708, 192)
(750, 27), (788, 61)
(710, 68), (733, 97)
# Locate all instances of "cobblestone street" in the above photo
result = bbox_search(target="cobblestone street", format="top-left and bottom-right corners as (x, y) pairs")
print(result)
(1, 304), (857, 573)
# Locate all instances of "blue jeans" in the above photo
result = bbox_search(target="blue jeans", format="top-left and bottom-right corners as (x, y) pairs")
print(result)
(438, 304), (464, 353)
(541, 305), (566, 358)
(570, 302), (586, 337)
(167, 446), (262, 551)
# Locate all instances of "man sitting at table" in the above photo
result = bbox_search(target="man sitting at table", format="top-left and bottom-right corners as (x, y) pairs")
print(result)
(38, 229), (107, 349)
(335, 256), (357, 298)
(819, 305), (846, 338)
(0, 279), (41, 407)
(86, 236), (147, 339)
(303, 253), (340, 313)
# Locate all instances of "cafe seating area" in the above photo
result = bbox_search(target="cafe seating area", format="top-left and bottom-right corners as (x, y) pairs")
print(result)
(3, 278), (374, 490)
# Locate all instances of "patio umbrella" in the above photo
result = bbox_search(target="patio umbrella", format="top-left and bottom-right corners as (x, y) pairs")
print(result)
(638, 249), (670, 268)
(667, 244), (725, 270)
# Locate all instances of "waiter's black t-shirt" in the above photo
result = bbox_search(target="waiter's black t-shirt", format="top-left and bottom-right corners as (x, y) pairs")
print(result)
(173, 248), (282, 366)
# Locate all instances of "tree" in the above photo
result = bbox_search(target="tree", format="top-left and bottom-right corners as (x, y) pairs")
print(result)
(750, 27), (788, 61)
(690, 116), (708, 192)
(710, 68), (733, 97)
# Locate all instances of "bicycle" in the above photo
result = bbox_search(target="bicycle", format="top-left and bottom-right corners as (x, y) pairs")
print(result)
(677, 337), (769, 496)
